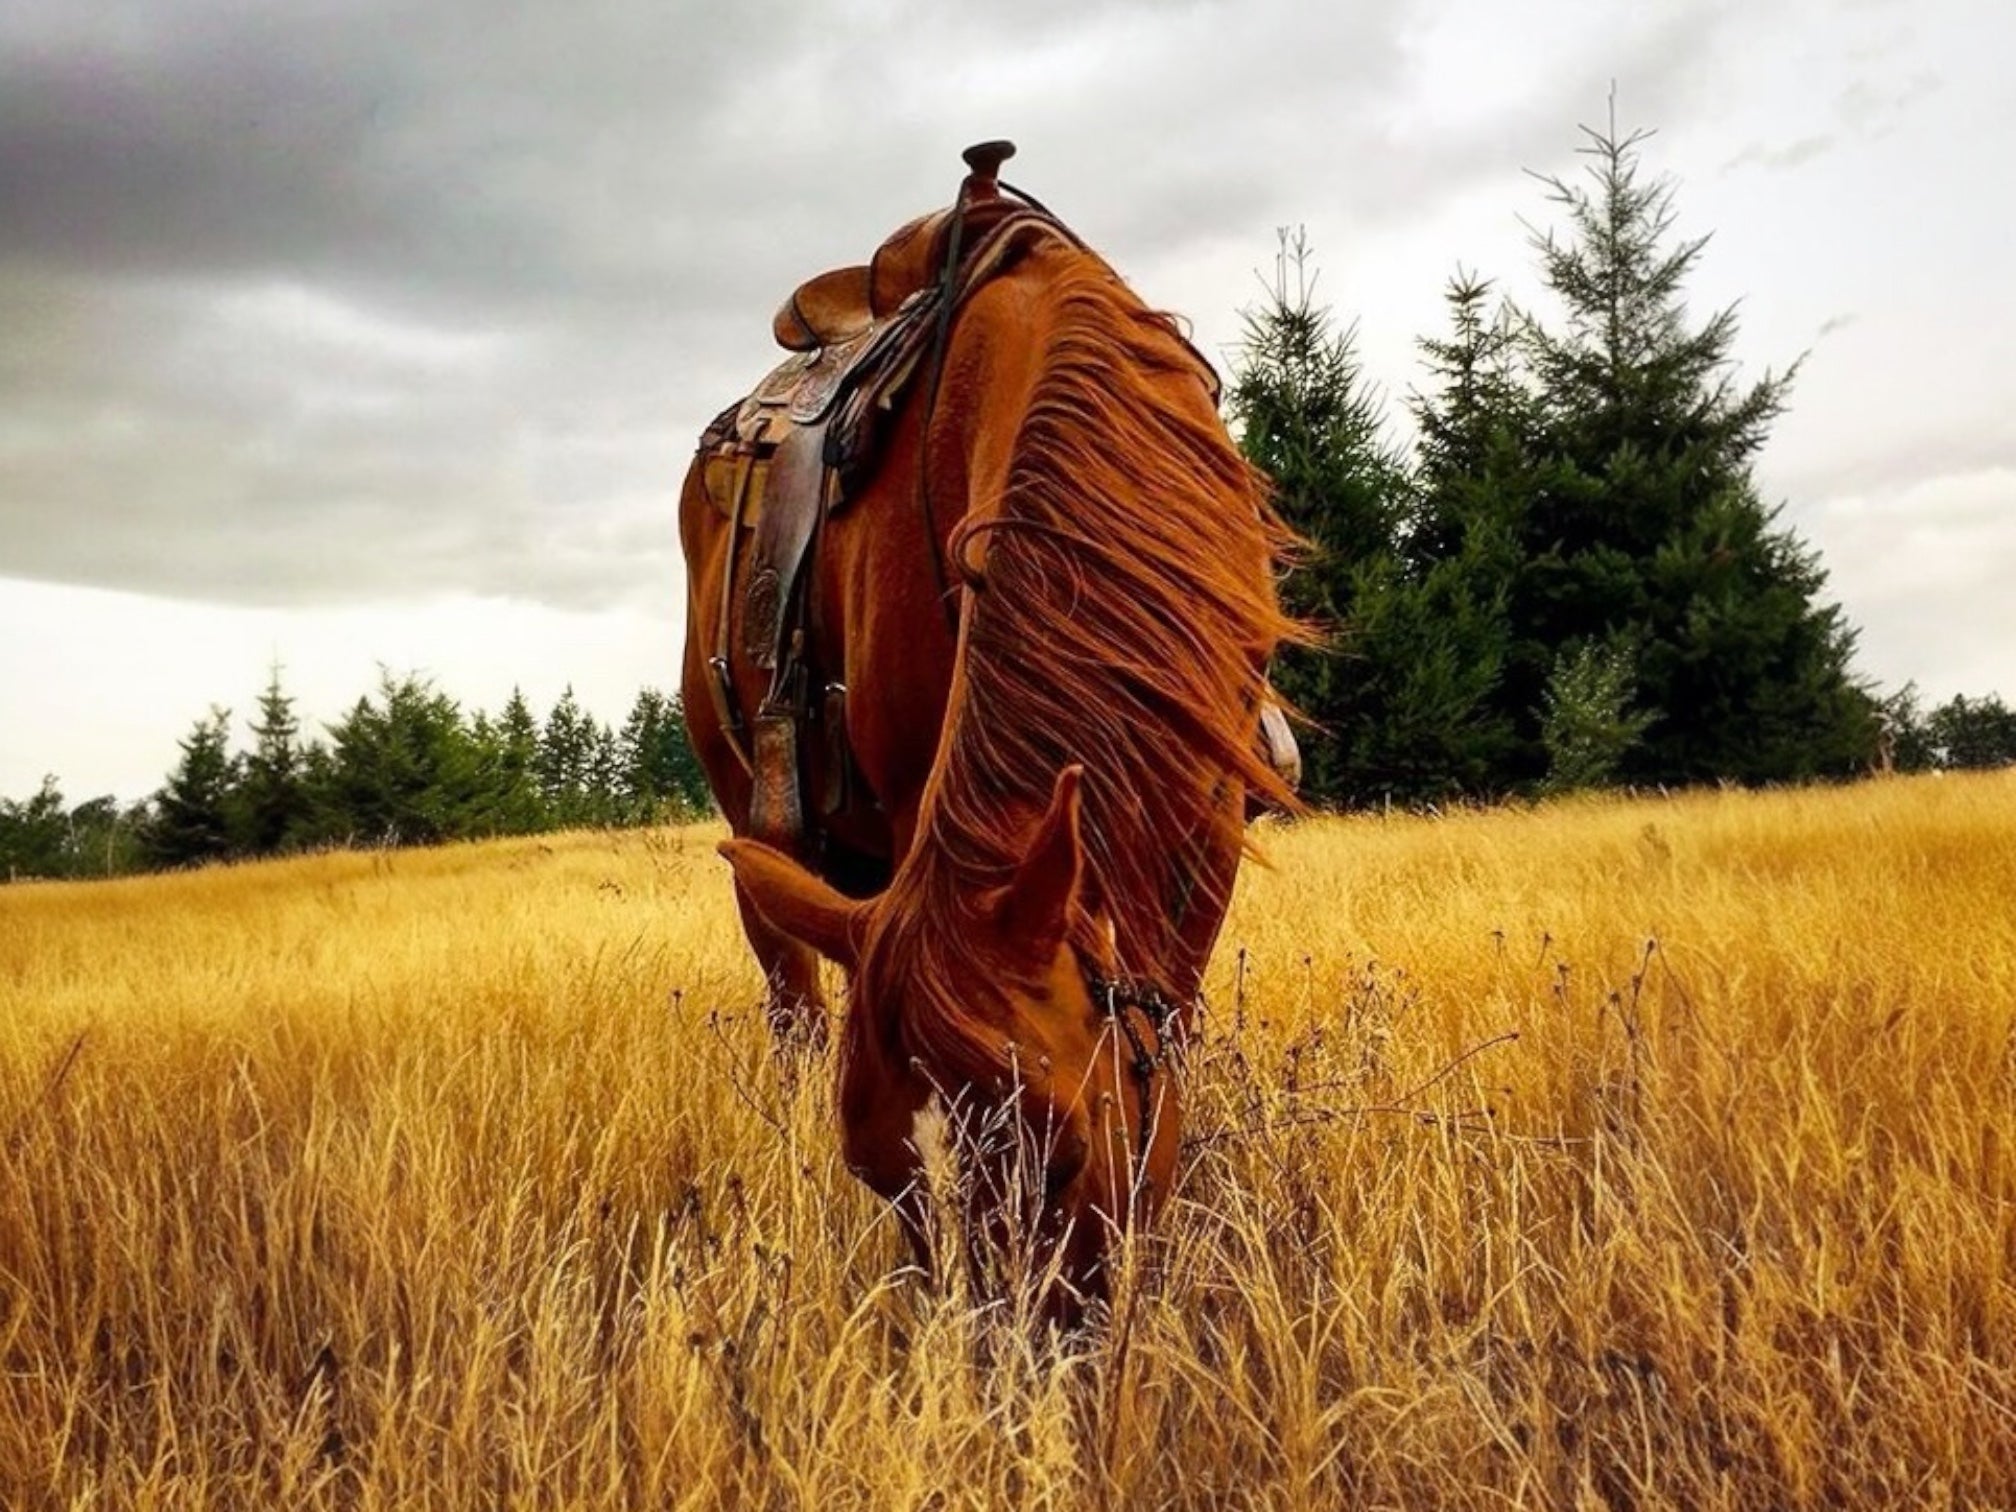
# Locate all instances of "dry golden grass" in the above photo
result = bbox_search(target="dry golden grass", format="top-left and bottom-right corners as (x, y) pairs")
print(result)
(2, 772), (2013, 1509)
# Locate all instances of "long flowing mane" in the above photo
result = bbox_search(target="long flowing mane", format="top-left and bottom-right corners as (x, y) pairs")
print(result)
(866, 245), (1301, 1083)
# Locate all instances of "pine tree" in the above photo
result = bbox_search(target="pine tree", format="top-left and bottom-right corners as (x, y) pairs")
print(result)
(662, 694), (715, 816)
(1408, 273), (1533, 565)
(1231, 231), (1522, 806)
(616, 690), (667, 821)
(1510, 119), (1876, 784)
(586, 720), (623, 826)
(0, 777), (69, 880)
(538, 686), (596, 824)
(321, 672), (488, 845)
(618, 689), (715, 821)
(236, 665), (309, 855)
(295, 741), (343, 846)
(1924, 693), (2016, 770)
(1538, 638), (1657, 793)
(1227, 229), (1416, 803)
(145, 708), (240, 868)
(494, 688), (549, 832)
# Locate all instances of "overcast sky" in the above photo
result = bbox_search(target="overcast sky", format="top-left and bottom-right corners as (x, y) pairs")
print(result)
(2, 0), (2009, 801)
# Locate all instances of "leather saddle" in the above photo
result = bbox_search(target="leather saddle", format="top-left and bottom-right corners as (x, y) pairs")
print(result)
(696, 141), (1080, 852)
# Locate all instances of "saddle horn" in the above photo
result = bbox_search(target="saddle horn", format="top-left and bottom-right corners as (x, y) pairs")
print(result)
(960, 140), (1016, 197)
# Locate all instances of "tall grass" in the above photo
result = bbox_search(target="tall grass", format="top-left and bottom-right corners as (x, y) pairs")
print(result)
(2, 773), (2012, 1509)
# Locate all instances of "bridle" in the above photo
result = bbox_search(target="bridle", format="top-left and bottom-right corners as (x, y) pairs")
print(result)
(1081, 962), (1183, 1168)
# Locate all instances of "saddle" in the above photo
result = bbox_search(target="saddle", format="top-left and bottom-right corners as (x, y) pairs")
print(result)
(696, 141), (1081, 852)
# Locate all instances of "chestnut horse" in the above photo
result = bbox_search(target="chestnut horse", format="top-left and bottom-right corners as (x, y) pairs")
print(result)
(679, 149), (1297, 1305)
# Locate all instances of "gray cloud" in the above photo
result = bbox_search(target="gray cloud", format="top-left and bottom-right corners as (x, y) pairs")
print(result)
(0, 0), (1433, 610)
(0, 0), (1970, 628)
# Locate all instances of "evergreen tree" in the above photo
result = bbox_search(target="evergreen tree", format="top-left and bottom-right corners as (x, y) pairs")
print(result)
(1232, 231), (1516, 806)
(1510, 120), (1876, 784)
(0, 777), (69, 880)
(586, 720), (623, 826)
(320, 672), (489, 845)
(493, 687), (550, 832)
(1332, 550), (1518, 804)
(1228, 229), (1415, 803)
(537, 686), (596, 822)
(617, 689), (668, 819)
(1232, 229), (1411, 575)
(662, 694), (715, 816)
(1407, 273), (1533, 564)
(235, 665), (309, 855)
(618, 689), (715, 820)
(145, 708), (241, 868)
(294, 741), (343, 846)
(1538, 637), (1657, 793)
(1924, 693), (2016, 770)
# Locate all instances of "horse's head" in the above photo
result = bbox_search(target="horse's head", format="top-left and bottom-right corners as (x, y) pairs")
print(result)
(720, 765), (1179, 1307)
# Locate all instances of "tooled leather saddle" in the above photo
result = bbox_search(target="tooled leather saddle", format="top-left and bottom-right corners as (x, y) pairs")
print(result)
(695, 141), (1082, 854)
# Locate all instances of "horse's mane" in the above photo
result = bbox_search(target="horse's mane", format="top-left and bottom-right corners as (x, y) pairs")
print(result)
(863, 246), (1302, 1090)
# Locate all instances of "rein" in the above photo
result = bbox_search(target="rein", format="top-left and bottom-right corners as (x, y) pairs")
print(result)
(913, 140), (1069, 642)
(912, 199), (969, 641)
(1081, 963), (1183, 1167)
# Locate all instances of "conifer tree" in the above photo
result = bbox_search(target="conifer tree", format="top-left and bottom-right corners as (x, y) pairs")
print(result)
(618, 689), (715, 820)
(586, 721), (623, 825)
(1924, 693), (2016, 769)
(1511, 119), (1876, 783)
(145, 708), (240, 868)
(537, 686), (596, 822)
(236, 665), (308, 855)
(1232, 231), (1518, 805)
(321, 673), (487, 845)
(1408, 273), (1533, 565)
(662, 694), (714, 815)
(0, 777), (69, 880)
(494, 688), (549, 831)
(1228, 229), (1414, 803)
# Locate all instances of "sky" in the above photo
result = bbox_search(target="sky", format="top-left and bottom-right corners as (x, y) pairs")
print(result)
(2, 0), (2010, 802)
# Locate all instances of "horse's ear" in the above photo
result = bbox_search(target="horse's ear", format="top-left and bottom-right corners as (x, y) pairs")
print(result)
(719, 839), (865, 970)
(997, 765), (1085, 961)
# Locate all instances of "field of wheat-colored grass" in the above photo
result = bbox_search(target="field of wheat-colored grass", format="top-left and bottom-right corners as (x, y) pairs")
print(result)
(2, 771), (2013, 1509)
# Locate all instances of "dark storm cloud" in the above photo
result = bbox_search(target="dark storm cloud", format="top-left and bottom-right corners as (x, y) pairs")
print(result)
(0, 0), (1748, 610)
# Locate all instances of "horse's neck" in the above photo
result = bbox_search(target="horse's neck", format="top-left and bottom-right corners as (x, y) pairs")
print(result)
(900, 253), (1273, 993)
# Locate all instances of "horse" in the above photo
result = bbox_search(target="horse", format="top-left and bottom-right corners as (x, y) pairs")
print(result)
(678, 143), (1299, 1308)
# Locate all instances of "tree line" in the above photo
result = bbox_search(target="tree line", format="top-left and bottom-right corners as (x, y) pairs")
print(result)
(7, 119), (2014, 883)
(1228, 121), (2014, 806)
(1, 672), (713, 882)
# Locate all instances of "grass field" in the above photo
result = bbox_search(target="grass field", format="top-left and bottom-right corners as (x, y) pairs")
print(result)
(2, 772), (2013, 1509)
